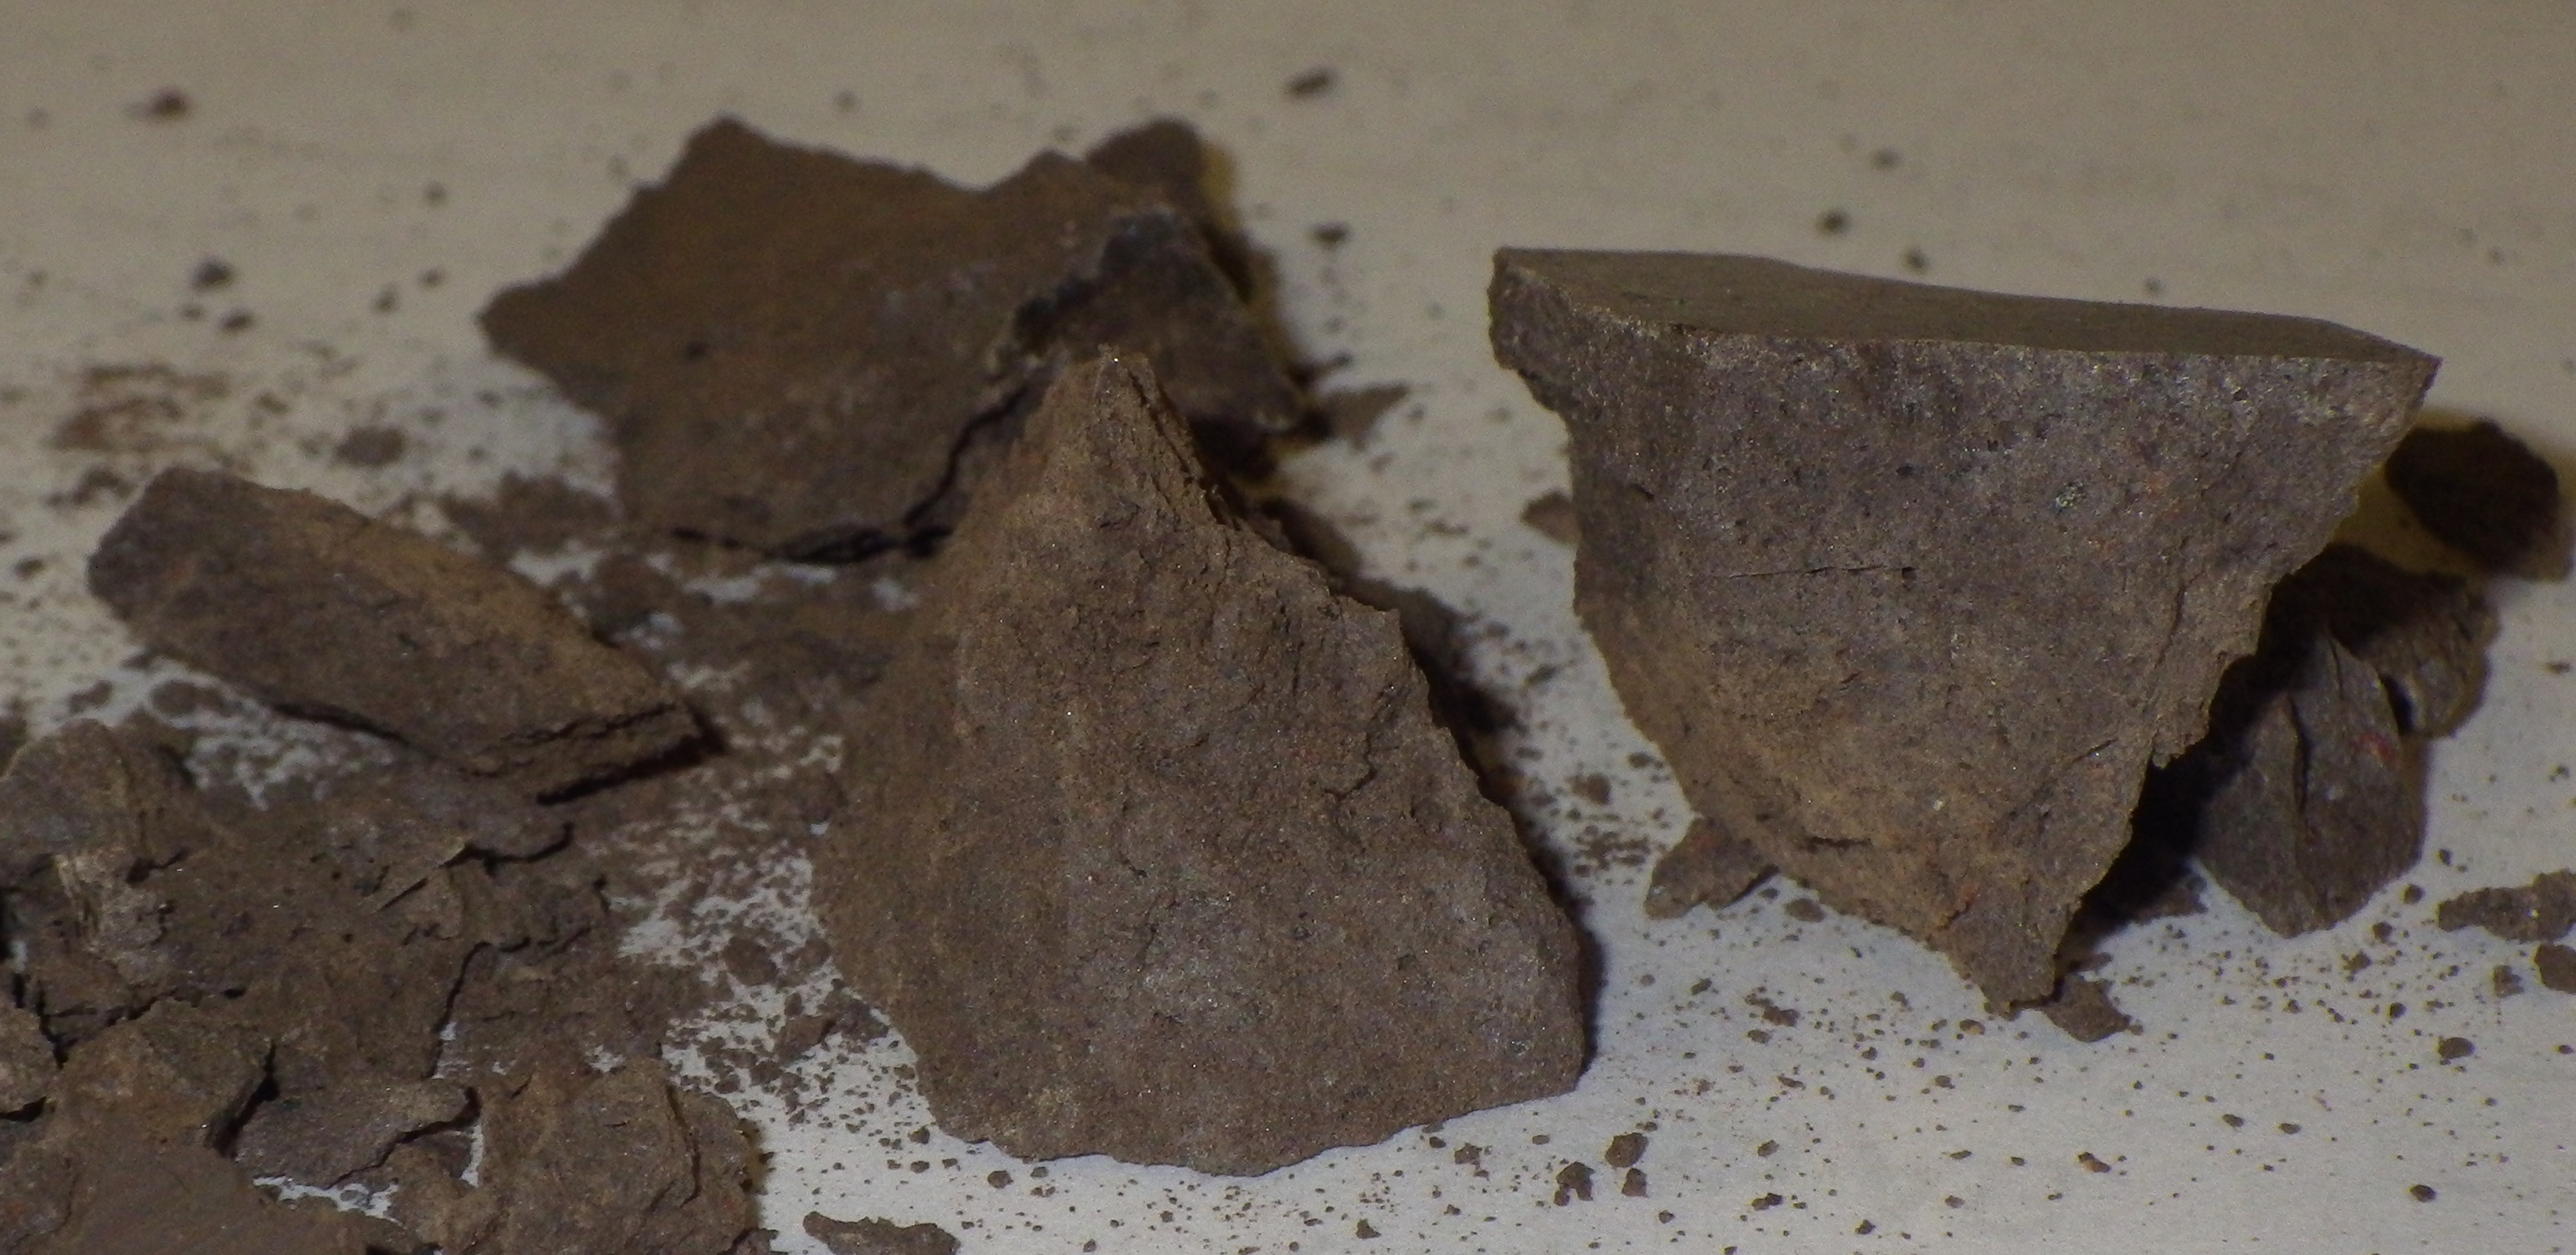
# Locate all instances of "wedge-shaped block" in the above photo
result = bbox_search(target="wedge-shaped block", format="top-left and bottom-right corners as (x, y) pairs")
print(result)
(1492, 250), (2434, 1004)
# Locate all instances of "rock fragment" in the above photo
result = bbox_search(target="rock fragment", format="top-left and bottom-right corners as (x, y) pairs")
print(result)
(1492, 248), (2435, 1006)
(0, 1001), (52, 1114)
(88, 468), (698, 797)
(384, 1059), (754, 1255)
(2438, 871), (2576, 944)
(1642, 818), (1772, 919)
(2159, 546), (2491, 935)
(2040, 976), (2136, 1042)
(482, 118), (1295, 557)
(2536, 943), (2576, 993)
(2384, 418), (2563, 572)
(817, 356), (1584, 1176)
(801, 1213), (960, 1255)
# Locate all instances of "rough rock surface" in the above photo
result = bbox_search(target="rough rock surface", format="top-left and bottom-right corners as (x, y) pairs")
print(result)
(88, 469), (698, 797)
(1492, 249), (2435, 1005)
(816, 356), (1585, 1176)
(0, 1001), (50, 1114)
(2161, 545), (2491, 935)
(482, 117), (1295, 557)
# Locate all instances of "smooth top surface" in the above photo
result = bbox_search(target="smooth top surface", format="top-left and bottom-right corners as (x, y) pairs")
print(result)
(1500, 248), (2435, 362)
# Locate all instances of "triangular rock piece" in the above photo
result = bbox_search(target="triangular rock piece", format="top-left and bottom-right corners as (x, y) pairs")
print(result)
(482, 118), (1297, 557)
(1491, 249), (2436, 1006)
(816, 355), (1584, 1176)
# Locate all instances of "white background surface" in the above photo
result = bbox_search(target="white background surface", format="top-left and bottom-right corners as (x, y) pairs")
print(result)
(3, 3), (2573, 1252)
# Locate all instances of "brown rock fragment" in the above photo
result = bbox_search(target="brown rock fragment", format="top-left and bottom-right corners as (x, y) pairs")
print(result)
(801, 1213), (960, 1255)
(1492, 248), (2434, 1004)
(88, 469), (698, 797)
(2437, 871), (2576, 944)
(0, 1001), (52, 1114)
(2384, 418), (2563, 573)
(2191, 636), (2417, 936)
(2134, 544), (2490, 935)
(0, 1124), (371, 1255)
(49, 1001), (267, 1147)
(481, 118), (1294, 557)
(1521, 490), (1580, 546)
(392, 1059), (755, 1255)
(2039, 976), (2135, 1042)
(1642, 818), (1772, 919)
(1604, 1130), (1647, 1168)
(817, 356), (1584, 1176)
(1554, 1160), (1595, 1204)
(2536, 943), (2576, 994)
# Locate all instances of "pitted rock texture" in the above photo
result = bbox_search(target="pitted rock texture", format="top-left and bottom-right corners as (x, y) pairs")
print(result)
(88, 469), (698, 797)
(482, 117), (1295, 557)
(816, 356), (1584, 1176)
(1491, 248), (2435, 1006)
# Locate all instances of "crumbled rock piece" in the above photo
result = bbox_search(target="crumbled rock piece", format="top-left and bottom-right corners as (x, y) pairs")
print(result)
(2138, 545), (2490, 935)
(48, 1000), (267, 1146)
(0, 1001), (52, 1114)
(389, 1059), (754, 1255)
(2437, 871), (2576, 944)
(2192, 636), (2417, 935)
(2384, 419), (2563, 573)
(2436, 1036), (2474, 1062)
(2260, 546), (2496, 739)
(482, 117), (1294, 557)
(801, 1213), (960, 1255)
(1604, 1131), (1648, 1169)
(88, 469), (698, 797)
(233, 1078), (470, 1185)
(1492, 248), (2434, 1004)
(817, 356), (1584, 1176)
(0, 721), (568, 1191)
(2039, 976), (2137, 1043)
(0, 1122), (371, 1255)
(2536, 943), (2576, 994)
(1642, 818), (1773, 919)
(1554, 1160), (1595, 1204)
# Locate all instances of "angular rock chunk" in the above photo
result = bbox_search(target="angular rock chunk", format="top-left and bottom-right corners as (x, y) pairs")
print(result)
(817, 356), (1584, 1176)
(2155, 545), (2491, 935)
(481, 117), (1295, 557)
(383, 1058), (754, 1255)
(1493, 249), (2435, 1005)
(0, 1001), (51, 1114)
(0, 1125), (371, 1255)
(89, 469), (698, 797)
(2384, 418), (2563, 572)
(0, 722), (532, 1189)
(1642, 818), (1772, 919)
(2536, 942), (2576, 993)
(2193, 637), (2415, 935)
(2437, 870), (2576, 944)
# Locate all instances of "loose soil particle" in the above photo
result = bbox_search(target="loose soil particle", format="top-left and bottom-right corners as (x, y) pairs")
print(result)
(2437, 871), (2576, 944)
(1490, 248), (2434, 1008)
(86, 469), (699, 797)
(815, 356), (1584, 1176)
(2534, 943), (2576, 993)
